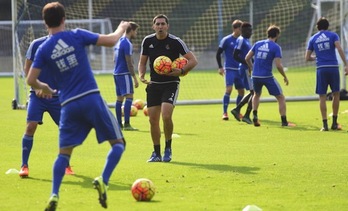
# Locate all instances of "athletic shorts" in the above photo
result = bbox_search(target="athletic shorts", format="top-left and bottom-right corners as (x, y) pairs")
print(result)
(239, 66), (253, 91)
(27, 92), (60, 125)
(316, 67), (340, 95)
(59, 93), (123, 148)
(253, 77), (283, 96)
(225, 70), (244, 89)
(146, 82), (179, 107)
(114, 74), (134, 96)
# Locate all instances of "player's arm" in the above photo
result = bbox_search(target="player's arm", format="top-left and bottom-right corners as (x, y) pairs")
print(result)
(138, 55), (150, 84)
(181, 52), (198, 74)
(274, 57), (288, 86)
(304, 50), (315, 62)
(245, 50), (254, 74)
(216, 47), (224, 75)
(126, 55), (139, 88)
(334, 40), (348, 75)
(233, 49), (247, 65)
(24, 59), (32, 77)
(96, 21), (129, 47)
(27, 67), (56, 98)
(168, 51), (198, 77)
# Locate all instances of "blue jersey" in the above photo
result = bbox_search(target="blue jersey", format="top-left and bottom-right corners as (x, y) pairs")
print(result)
(307, 30), (339, 68)
(26, 36), (58, 91)
(32, 28), (99, 106)
(113, 36), (132, 75)
(219, 34), (240, 71)
(235, 36), (251, 69)
(251, 39), (282, 78)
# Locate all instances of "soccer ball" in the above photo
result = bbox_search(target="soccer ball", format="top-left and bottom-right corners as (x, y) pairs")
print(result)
(172, 57), (188, 76)
(143, 105), (148, 116)
(122, 105), (138, 116)
(133, 99), (145, 110)
(153, 56), (172, 75)
(130, 105), (138, 116)
(131, 178), (156, 201)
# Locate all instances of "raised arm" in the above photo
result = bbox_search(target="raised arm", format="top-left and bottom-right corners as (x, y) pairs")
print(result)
(96, 21), (129, 47)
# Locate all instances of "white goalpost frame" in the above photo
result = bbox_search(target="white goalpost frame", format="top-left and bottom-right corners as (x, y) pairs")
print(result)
(11, 0), (113, 108)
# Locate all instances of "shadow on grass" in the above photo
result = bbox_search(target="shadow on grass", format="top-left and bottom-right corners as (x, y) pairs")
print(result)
(25, 174), (130, 191)
(169, 161), (260, 174)
(256, 119), (320, 131)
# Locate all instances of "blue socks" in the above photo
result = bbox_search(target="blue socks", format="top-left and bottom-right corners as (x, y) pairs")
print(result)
(124, 98), (133, 124)
(223, 93), (230, 113)
(21, 135), (33, 167)
(115, 101), (123, 125)
(52, 154), (70, 196)
(236, 94), (243, 105)
(102, 143), (125, 185)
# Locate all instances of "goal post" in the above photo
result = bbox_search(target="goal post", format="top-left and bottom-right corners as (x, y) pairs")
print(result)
(11, 0), (114, 109)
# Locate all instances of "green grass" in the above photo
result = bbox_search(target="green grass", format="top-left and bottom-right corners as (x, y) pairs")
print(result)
(2, 76), (348, 210)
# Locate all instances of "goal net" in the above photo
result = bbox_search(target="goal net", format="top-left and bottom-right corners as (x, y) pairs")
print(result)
(12, 0), (348, 108)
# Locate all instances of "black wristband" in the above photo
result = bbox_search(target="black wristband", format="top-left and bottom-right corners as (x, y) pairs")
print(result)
(181, 68), (185, 75)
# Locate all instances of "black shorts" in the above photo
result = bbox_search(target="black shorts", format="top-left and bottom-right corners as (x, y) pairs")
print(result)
(146, 82), (180, 107)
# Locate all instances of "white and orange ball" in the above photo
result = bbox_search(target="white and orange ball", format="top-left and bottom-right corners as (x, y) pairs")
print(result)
(153, 56), (172, 75)
(133, 99), (145, 110)
(131, 178), (156, 201)
(172, 57), (188, 76)
(143, 105), (148, 116)
(130, 105), (138, 116)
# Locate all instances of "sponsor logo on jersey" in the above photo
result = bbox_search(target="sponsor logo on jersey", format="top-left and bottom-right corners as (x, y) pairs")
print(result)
(51, 39), (75, 59)
(315, 33), (330, 43)
(258, 43), (269, 52)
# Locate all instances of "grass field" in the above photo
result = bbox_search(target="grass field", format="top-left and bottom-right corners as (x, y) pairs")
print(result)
(2, 76), (348, 211)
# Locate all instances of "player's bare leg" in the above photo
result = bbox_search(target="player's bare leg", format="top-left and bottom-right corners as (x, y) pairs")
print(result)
(147, 105), (162, 162)
(319, 94), (329, 131)
(331, 91), (341, 130)
(252, 93), (261, 126)
(161, 102), (174, 162)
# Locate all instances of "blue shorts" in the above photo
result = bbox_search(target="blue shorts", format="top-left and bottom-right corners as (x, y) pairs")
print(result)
(225, 70), (244, 89)
(239, 66), (253, 91)
(253, 77), (283, 96)
(114, 74), (134, 96)
(316, 67), (340, 95)
(59, 93), (123, 148)
(27, 92), (60, 125)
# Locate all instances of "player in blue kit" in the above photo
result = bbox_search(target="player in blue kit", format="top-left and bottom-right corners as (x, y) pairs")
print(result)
(216, 19), (245, 120)
(19, 36), (74, 178)
(113, 22), (140, 131)
(26, 2), (129, 210)
(305, 17), (348, 131)
(231, 22), (253, 124)
(245, 25), (295, 127)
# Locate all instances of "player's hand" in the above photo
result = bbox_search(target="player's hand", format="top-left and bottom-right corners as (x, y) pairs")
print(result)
(218, 68), (224, 76)
(344, 66), (348, 76)
(134, 78), (139, 88)
(117, 21), (130, 31)
(283, 77), (289, 86)
(139, 77), (151, 84)
(166, 68), (181, 77)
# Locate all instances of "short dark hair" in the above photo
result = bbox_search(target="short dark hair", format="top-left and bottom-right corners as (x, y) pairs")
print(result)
(232, 19), (243, 29)
(126, 22), (139, 33)
(241, 22), (252, 29)
(317, 17), (329, 30)
(42, 2), (65, 28)
(153, 14), (169, 24)
(267, 25), (280, 38)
